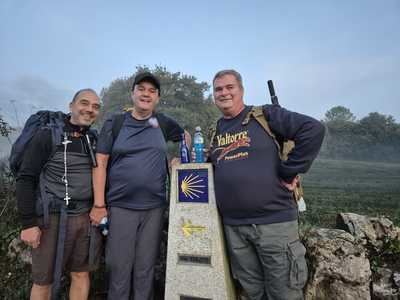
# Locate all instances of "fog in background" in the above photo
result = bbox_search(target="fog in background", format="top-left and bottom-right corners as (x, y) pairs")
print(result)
(1, 0), (399, 149)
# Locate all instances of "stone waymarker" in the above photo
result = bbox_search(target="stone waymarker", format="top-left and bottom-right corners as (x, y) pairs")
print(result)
(165, 163), (236, 300)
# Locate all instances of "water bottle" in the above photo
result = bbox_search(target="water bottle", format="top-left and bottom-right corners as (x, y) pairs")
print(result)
(99, 217), (109, 236)
(194, 126), (204, 163)
(180, 133), (190, 163)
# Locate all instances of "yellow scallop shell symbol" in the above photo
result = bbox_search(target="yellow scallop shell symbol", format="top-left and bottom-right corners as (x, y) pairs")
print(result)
(180, 173), (206, 199)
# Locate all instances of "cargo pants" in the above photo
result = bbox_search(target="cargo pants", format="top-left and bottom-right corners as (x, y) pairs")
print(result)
(224, 220), (308, 300)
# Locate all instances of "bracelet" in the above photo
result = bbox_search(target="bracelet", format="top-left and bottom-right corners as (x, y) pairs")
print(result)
(93, 204), (106, 209)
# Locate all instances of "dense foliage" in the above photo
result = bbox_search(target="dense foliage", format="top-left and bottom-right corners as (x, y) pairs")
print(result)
(320, 106), (400, 162)
(0, 116), (31, 298)
(98, 65), (220, 135)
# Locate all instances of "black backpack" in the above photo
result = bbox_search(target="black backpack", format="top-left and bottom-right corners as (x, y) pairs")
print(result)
(9, 110), (66, 176)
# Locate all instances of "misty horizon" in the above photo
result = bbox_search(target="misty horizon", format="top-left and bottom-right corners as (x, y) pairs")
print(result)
(1, 1), (399, 126)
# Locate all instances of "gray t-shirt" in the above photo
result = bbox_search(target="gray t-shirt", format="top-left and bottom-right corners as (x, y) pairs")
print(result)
(97, 112), (183, 209)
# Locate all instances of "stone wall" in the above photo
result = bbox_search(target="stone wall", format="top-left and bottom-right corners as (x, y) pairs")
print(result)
(304, 213), (400, 300)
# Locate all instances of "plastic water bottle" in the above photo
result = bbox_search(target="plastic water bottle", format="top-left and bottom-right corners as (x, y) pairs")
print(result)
(180, 133), (190, 163)
(194, 126), (204, 163)
(99, 217), (109, 236)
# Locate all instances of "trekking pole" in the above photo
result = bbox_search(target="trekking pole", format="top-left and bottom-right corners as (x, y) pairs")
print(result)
(267, 80), (286, 151)
(267, 80), (280, 106)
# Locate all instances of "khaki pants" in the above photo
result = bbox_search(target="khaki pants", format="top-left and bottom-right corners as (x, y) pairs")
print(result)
(224, 220), (307, 300)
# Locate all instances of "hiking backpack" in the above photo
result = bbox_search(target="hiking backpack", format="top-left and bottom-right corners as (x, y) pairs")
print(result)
(9, 110), (66, 176)
(9, 110), (98, 176)
(208, 106), (305, 205)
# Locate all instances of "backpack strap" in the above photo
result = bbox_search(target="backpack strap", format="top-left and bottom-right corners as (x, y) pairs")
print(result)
(51, 203), (68, 300)
(111, 113), (126, 144)
(242, 106), (283, 160)
(242, 106), (303, 201)
(208, 120), (218, 150)
(151, 112), (173, 179)
(153, 112), (171, 179)
(154, 112), (169, 142)
(43, 111), (66, 166)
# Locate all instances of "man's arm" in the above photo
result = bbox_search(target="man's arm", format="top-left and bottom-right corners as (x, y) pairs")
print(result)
(89, 118), (114, 225)
(264, 105), (325, 183)
(16, 129), (52, 247)
(89, 153), (109, 225)
(16, 129), (52, 228)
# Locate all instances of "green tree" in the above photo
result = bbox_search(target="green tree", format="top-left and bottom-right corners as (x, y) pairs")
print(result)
(321, 108), (400, 162)
(322, 106), (357, 159)
(324, 106), (356, 123)
(99, 65), (220, 134)
(359, 112), (398, 141)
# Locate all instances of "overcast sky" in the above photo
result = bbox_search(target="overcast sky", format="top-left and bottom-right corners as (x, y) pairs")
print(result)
(0, 0), (399, 126)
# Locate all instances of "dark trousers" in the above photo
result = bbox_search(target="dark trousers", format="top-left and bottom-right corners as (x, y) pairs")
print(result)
(106, 206), (164, 300)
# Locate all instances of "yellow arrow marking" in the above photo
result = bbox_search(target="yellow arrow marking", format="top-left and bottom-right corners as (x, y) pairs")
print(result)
(181, 219), (206, 237)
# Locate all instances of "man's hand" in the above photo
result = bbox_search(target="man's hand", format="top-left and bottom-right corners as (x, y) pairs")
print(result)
(170, 157), (181, 168)
(89, 207), (107, 226)
(20, 226), (41, 248)
(281, 175), (299, 192)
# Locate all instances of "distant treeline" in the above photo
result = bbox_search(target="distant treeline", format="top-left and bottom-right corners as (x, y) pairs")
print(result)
(320, 106), (400, 162)
(1, 67), (399, 163)
(99, 66), (400, 163)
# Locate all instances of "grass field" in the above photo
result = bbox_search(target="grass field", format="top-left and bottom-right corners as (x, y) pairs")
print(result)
(300, 158), (400, 227)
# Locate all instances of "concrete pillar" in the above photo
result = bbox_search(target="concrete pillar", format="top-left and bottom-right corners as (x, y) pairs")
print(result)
(165, 163), (236, 300)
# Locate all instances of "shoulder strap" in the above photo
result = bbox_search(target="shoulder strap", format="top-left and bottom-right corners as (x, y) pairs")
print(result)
(111, 113), (126, 145)
(87, 128), (98, 140)
(243, 106), (303, 201)
(43, 111), (66, 159)
(208, 120), (218, 149)
(36, 128), (65, 186)
(154, 112), (173, 179)
(154, 112), (168, 141)
(242, 106), (283, 159)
